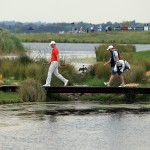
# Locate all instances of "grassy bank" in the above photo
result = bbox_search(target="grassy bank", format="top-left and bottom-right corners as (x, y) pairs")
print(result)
(133, 50), (150, 60)
(16, 31), (150, 44)
(0, 91), (22, 104)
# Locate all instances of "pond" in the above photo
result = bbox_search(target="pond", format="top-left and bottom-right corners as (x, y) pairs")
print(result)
(23, 43), (150, 59)
(0, 102), (150, 150)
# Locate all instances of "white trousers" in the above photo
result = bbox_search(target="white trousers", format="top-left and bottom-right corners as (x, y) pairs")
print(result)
(45, 61), (67, 85)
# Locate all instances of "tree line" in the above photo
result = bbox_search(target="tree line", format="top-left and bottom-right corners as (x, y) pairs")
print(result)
(0, 20), (148, 33)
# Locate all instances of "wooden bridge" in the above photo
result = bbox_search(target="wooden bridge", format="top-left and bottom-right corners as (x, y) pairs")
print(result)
(0, 85), (150, 94)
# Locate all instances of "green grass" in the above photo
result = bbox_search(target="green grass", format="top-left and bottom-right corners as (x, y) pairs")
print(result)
(16, 31), (150, 44)
(85, 77), (106, 86)
(0, 91), (22, 104)
(133, 50), (150, 60)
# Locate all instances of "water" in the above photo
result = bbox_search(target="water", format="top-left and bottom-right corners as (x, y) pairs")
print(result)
(23, 43), (100, 59)
(23, 42), (150, 58)
(1, 102), (150, 150)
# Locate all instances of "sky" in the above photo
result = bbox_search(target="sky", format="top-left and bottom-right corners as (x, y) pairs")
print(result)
(0, 0), (149, 24)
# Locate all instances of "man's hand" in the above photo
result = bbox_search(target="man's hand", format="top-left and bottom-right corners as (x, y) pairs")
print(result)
(104, 62), (109, 66)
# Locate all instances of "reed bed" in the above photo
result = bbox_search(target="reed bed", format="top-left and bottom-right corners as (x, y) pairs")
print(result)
(0, 54), (79, 85)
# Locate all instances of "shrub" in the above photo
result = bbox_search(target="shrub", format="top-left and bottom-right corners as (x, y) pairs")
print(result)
(93, 62), (110, 79)
(26, 64), (42, 80)
(124, 64), (146, 83)
(95, 45), (109, 62)
(18, 78), (46, 102)
(17, 53), (33, 65)
(59, 64), (79, 85)
(0, 30), (24, 53)
(95, 44), (136, 62)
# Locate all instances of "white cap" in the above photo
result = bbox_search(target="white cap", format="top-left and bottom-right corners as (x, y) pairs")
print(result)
(49, 41), (56, 45)
(107, 45), (113, 50)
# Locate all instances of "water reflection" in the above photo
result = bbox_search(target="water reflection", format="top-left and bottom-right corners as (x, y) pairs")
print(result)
(1, 102), (150, 150)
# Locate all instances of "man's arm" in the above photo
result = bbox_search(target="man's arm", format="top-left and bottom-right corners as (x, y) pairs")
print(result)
(115, 56), (119, 62)
(104, 58), (111, 66)
(56, 54), (61, 66)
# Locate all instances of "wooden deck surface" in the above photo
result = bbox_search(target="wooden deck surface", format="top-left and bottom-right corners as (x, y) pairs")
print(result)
(0, 85), (149, 94)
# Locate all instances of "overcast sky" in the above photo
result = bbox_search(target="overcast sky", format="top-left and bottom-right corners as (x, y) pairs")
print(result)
(0, 0), (149, 24)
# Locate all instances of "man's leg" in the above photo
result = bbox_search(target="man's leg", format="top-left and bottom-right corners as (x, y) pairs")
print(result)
(104, 67), (116, 86)
(108, 75), (115, 85)
(53, 62), (68, 86)
(45, 63), (55, 85)
(120, 74), (125, 84)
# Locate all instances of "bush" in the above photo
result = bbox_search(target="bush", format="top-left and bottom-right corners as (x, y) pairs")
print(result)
(0, 30), (24, 53)
(124, 64), (146, 83)
(59, 64), (79, 85)
(93, 62), (110, 79)
(26, 64), (43, 80)
(95, 44), (136, 62)
(19, 78), (46, 102)
(17, 53), (33, 65)
(95, 45), (109, 62)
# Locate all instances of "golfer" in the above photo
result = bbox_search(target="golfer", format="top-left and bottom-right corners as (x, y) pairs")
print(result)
(104, 45), (125, 87)
(43, 41), (68, 87)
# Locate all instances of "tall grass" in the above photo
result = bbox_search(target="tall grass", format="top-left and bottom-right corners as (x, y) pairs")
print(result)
(87, 44), (150, 85)
(0, 54), (79, 85)
(18, 78), (46, 102)
(95, 44), (136, 62)
(92, 62), (110, 79)
(124, 64), (146, 83)
(0, 54), (80, 102)
(0, 30), (24, 53)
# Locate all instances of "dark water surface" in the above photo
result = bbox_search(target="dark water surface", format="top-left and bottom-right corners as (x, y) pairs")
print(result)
(0, 102), (150, 150)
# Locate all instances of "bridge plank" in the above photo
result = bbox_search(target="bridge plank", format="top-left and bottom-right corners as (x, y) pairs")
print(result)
(44, 86), (150, 94)
(0, 85), (149, 94)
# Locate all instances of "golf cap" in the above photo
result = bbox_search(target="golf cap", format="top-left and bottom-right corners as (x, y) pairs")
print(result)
(49, 41), (56, 45)
(107, 45), (113, 50)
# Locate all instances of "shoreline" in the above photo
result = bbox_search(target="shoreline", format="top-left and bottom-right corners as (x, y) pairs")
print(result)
(1, 101), (150, 115)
